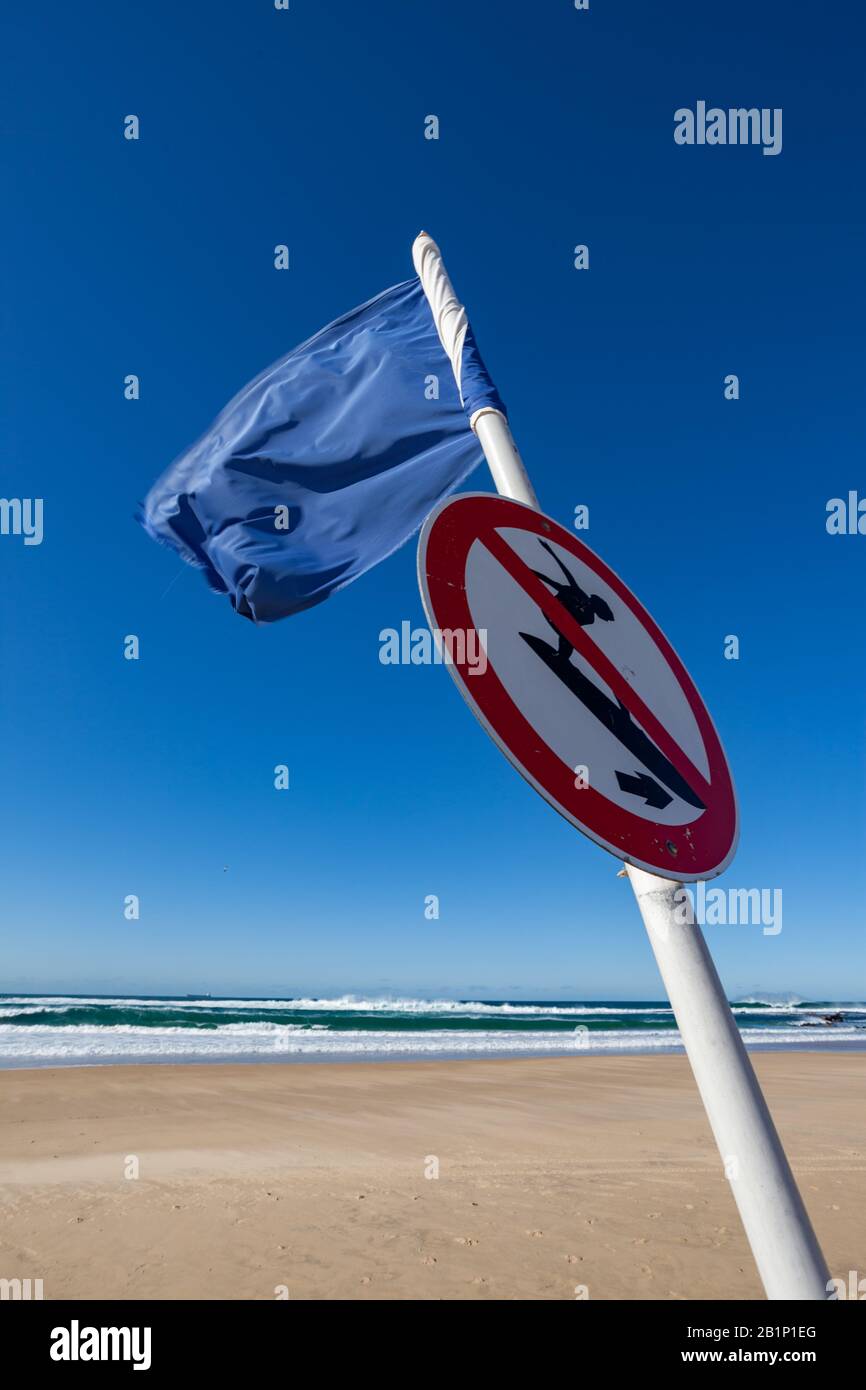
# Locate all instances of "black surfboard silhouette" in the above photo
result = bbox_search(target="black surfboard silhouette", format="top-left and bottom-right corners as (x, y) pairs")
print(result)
(518, 540), (705, 812)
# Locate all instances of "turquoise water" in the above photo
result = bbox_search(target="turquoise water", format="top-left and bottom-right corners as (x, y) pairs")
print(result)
(0, 994), (864, 1067)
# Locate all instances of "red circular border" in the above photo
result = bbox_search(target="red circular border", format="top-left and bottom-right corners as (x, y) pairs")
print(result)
(419, 494), (738, 879)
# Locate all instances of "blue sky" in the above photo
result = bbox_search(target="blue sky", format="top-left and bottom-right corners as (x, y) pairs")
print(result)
(2, 0), (863, 999)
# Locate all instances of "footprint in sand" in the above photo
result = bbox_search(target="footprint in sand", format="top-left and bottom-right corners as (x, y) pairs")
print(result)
(526, 1230), (544, 1238)
(421, 1255), (437, 1265)
(453, 1236), (479, 1246)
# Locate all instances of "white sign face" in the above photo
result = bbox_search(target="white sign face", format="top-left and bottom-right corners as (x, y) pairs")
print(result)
(418, 493), (738, 880)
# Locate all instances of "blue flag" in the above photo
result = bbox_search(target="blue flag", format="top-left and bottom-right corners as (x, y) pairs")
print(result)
(139, 276), (504, 622)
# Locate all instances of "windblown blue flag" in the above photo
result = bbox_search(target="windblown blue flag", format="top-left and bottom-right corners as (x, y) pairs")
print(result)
(139, 276), (504, 622)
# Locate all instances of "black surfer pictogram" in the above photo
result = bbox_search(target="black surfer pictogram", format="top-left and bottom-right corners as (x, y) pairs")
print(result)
(528, 539), (615, 632)
(519, 539), (705, 811)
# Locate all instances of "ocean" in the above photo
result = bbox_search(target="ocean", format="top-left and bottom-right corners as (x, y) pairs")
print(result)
(0, 994), (864, 1068)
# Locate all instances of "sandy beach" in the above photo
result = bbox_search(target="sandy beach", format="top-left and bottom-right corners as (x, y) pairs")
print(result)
(0, 1053), (863, 1301)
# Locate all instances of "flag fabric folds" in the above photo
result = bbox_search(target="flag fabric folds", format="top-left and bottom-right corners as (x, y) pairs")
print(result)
(139, 276), (505, 622)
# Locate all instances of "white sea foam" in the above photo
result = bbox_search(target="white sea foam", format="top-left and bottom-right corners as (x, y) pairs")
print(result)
(1, 993), (862, 1069)
(734, 994), (805, 1008)
(0, 996), (682, 1017)
(0, 1022), (863, 1067)
(3, 993), (863, 1018)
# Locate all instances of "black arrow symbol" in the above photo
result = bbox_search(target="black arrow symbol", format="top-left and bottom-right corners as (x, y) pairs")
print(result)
(615, 769), (673, 809)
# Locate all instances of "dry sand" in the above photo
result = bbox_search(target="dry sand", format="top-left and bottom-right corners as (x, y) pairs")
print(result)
(0, 1053), (863, 1300)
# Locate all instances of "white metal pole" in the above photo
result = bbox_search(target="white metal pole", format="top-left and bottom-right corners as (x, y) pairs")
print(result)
(412, 230), (831, 1301)
(412, 233), (538, 508)
(471, 409), (539, 509)
(628, 865), (830, 1299)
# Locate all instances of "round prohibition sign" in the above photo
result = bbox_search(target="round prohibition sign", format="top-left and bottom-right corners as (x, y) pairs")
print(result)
(417, 493), (738, 880)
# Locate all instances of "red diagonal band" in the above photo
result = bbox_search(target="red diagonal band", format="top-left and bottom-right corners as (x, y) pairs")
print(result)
(481, 528), (713, 806)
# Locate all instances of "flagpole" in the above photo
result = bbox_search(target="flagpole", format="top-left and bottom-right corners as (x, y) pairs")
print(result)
(412, 231), (831, 1301)
(412, 234), (538, 509)
(627, 865), (830, 1298)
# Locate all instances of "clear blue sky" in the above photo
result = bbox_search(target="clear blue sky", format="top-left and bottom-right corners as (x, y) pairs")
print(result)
(2, 0), (863, 999)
